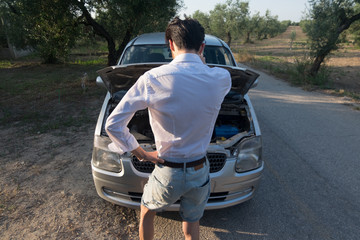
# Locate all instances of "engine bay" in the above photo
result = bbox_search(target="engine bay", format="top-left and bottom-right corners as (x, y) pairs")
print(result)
(101, 90), (253, 144)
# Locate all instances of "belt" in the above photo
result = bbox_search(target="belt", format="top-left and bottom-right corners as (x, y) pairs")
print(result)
(162, 157), (206, 168)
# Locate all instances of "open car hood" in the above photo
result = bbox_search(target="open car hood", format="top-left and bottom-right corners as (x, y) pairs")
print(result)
(97, 63), (259, 98)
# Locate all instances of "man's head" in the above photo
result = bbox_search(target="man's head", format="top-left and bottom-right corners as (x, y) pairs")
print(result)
(165, 17), (205, 52)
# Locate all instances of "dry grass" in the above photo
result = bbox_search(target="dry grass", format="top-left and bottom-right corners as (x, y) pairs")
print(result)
(233, 26), (360, 96)
(0, 57), (107, 133)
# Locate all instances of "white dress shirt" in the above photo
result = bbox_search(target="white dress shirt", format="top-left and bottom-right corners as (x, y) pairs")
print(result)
(105, 53), (231, 163)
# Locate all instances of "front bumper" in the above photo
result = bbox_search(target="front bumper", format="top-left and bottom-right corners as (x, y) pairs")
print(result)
(92, 156), (264, 210)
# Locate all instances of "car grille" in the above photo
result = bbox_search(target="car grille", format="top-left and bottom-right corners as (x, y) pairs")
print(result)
(207, 153), (227, 173)
(131, 153), (227, 173)
(131, 157), (155, 173)
(128, 191), (228, 203)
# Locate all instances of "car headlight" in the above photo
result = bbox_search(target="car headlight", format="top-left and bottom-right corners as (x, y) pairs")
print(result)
(234, 136), (262, 173)
(92, 147), (122, 173)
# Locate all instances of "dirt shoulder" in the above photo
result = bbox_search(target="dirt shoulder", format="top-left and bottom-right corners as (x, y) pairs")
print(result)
(0, 68), (139, 239)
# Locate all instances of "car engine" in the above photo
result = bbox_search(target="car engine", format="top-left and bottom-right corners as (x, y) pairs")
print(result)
(101, 90), (253, 145)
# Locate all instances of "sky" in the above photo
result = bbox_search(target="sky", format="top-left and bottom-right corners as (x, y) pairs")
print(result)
(179, 0), (309, 22)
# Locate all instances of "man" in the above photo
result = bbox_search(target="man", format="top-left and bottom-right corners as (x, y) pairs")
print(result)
(105, 17), (231, 240)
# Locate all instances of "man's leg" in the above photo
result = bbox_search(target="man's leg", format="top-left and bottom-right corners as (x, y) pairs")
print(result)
(139, 205), (156, 240)
(182, 221), (199, 240)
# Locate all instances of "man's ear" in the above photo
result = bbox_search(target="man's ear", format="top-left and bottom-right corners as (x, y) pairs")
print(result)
(198, 43), (205, 55)
(169, 40), (175, 52)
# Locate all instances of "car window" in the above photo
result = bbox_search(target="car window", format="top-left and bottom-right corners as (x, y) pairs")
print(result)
(120, 45), (172, 64)
(120, 45), (235, 66)
(203, 46), (235, 66)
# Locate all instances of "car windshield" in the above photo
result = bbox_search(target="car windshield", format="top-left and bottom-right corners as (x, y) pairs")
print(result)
(120, 45), (236, 66)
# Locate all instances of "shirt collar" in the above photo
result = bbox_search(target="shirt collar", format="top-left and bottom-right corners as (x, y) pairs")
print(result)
(170, 53), (203, 65)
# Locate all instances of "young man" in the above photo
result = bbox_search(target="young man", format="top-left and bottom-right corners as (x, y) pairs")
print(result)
(105, 17), (231, 240)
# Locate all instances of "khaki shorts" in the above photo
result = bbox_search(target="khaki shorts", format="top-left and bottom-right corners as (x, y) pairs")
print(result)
(141, 160), (210, 222)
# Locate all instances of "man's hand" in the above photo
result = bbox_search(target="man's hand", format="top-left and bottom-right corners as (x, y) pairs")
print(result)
(131, 146), (165, 164)
(199, 54), (206, 64)
(145, 151), (165, 164)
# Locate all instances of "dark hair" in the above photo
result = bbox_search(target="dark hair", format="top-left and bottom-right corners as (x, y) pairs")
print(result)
(165, 17), (205, 51)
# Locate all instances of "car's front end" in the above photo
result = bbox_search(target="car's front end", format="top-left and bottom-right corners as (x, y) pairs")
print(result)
(91, 32), (263, 210)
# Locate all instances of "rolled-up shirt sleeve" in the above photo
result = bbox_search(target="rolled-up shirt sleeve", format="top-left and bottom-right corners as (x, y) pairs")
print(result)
(105, 75), (149, 155)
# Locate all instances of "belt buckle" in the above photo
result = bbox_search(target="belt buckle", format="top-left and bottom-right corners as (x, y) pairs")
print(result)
(194, 163), (204, 171)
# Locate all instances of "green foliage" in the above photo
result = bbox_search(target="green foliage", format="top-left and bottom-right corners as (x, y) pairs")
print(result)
(291, 53), (331, 87)
(1, 0), (182, 65)
(77, 0), (182, 65)
(2, 0), (79, 63)
(244, 48), (332, 88)
(207, 0), (249, 46)
(305, 0), (344, 57)
(73, 58), (107, 65)
(352, 23), (360, 47)
(192, 10), (211, 34)
(299, 19), (312, 31)
(303, 0), (360, 75)
(0, 60), (12, 68)
(0, 61), (107, 117)
(207, 4), (227, 40)
(290, 30), (297, 49)
(282, 20), (292, 27)
(261, 10), (284, 39)
(247, 10), (286, 41)
(244, 12), (261, 43)
(94, 0), (181, 42)
(349, 4), (360, 46)
(192, 1), (287, 45)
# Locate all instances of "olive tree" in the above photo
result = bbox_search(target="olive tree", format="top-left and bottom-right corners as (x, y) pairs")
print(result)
(255, 10), (286, 40)
(191, 1), (287, 45)
(192, 10), (211, 34)
(290, 30), (296, 50)
(243, 12), (261, 43)
(304, 0), (360, 76)
(73, 0), (182, 65)
(1, 0), (182, 65)
(208, 0), (249, 47)
(2, 0), (79, 63)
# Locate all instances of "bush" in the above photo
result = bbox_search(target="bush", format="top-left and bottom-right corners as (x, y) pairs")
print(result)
(291, 54), (331, 88)
(235, 49), (255, 63)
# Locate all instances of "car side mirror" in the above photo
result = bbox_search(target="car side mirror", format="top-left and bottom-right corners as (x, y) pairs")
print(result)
(96, 76), (106, 88)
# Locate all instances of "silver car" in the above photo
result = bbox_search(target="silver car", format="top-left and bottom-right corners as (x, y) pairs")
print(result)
(92, 32), (263, 210)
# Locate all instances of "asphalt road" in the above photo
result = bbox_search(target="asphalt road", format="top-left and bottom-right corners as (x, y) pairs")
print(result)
(138, 69), (360, 240)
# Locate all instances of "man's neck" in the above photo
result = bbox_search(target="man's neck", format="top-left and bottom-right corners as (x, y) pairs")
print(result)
(172, 48), (197, 59)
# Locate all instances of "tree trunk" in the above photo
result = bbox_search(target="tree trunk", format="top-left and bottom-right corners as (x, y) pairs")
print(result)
(112, 28), (133, 65)
(226, 32), (232, 47)
(106, 40), (118, 66)
(309, 54), (326, 77)
(245, 32), (251, 43)
(73, 0), (121, 66)
(309, 12), (360, 76)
